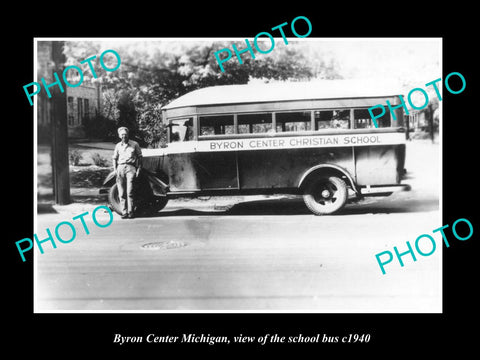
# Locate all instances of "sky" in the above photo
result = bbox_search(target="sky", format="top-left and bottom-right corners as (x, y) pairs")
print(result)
(62, 37), (442, 96)
(296, 38), (441, 88)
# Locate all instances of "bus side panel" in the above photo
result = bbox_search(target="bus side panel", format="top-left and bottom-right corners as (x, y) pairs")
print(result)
(237, 147), (355, 189)
(167, 153), (200, 191)
(354, 145), (401, 185)
(194, 152), (239, 190)
(142, 155), (169, 183)
(167, 152), (239, 191)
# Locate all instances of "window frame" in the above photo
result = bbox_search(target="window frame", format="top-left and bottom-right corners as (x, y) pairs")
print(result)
(192, 105), (397, 141)
(168, 117), (194, 143)
(77, 97), (83, 126)
(314, 108), (352, 131)
(84, 98), (90, 120)
(274, 110), (313, 133)
(237, 112), (273, 134)
(352, 107), (392, 129)
(198, 114), (236, 136)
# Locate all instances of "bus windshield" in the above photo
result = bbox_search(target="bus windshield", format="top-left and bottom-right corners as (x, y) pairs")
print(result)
(170, 118), (193, 142)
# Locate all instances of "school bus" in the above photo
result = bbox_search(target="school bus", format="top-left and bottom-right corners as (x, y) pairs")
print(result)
(103, 81), (410, 215)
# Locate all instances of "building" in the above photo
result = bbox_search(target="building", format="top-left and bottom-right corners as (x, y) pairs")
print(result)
(407, 110), (427, 130)
(66, 84), (102, 138)
(37, 41), (102, 142)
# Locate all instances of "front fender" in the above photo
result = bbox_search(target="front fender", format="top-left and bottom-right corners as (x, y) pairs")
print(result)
(144, 169), (169, 195)
(102, 170), (117, 187)
(102, 168), (169, 195)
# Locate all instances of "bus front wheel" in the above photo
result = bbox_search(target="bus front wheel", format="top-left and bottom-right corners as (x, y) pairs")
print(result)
(108, 183), (168, 216)
(303, 176), (348, 215)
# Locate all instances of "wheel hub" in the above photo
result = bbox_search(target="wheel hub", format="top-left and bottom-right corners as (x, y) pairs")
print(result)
(321, 189), (331, 198)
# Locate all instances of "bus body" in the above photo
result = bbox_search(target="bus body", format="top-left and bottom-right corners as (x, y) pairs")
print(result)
(105, 81), (410, 215)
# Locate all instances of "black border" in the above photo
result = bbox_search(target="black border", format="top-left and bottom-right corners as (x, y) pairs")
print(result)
(6, 5), (478, 356)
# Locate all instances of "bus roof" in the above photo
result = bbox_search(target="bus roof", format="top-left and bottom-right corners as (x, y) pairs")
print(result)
(162, 80), (403, 110)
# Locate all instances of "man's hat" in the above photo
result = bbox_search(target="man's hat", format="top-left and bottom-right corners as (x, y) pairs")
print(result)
(117, 127), (129, 135)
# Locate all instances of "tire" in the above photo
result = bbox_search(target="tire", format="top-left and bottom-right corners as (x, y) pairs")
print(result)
(108, 183), (123, 215)
(108, 183), (169, 215)
(303, 176), (348, 215)
(146, 196), (169, 214)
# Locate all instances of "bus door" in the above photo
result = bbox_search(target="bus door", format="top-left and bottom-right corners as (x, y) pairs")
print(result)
(195, 115), (239, 190)
(167, 118), (201, 191)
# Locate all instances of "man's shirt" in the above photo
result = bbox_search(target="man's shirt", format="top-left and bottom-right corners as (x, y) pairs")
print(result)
(113, 140), (142, 166)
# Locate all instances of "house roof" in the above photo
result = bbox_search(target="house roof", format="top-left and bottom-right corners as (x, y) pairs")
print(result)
(162, 80), (402, 110)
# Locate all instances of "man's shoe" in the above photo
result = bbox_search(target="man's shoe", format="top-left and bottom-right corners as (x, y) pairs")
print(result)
(121, 214), (128, 219)
(128, 212), (135, 219)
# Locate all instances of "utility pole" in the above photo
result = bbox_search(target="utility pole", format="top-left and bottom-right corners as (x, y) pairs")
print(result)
(427, 104), (434, 144)
(50, 41), (71, 205)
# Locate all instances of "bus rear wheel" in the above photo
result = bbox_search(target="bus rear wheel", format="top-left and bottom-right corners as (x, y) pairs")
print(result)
(303, 176), (348, 215)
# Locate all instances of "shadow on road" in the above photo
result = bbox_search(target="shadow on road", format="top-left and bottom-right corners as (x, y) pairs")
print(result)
(144, 194), (439, 217)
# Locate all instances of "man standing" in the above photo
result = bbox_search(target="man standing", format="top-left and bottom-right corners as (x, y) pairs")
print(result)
(112, 127), (142, 219)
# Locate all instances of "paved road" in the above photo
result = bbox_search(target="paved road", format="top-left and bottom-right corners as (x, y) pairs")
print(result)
(34, 141), (441, 312)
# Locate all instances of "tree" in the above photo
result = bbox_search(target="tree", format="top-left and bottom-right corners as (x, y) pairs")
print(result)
(117, 90), (137, 130)
(63, 40), (339, 147)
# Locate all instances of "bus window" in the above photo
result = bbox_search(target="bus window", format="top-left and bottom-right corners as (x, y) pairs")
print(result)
(354, 109), (391, 128)
(238, 113), (272, 134)
(199, 115), (235, 135)
(315, 110), (350, 130)
(170, 118), (193, 142)
(276, 111), (312, 132)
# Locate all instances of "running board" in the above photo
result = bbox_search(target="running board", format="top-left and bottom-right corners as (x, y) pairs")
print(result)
(359, 184), (411, 195)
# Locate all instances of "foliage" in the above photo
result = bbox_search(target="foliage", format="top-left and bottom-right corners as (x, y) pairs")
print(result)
(90, 152), (109, 167)
(116, 90), (138, 137)
(83, 113), (116, 141)
(69, 149), (82, 166)
(63, 40), (340, 147)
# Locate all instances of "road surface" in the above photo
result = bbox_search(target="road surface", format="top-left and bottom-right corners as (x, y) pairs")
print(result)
(34, 141), (441, 312)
